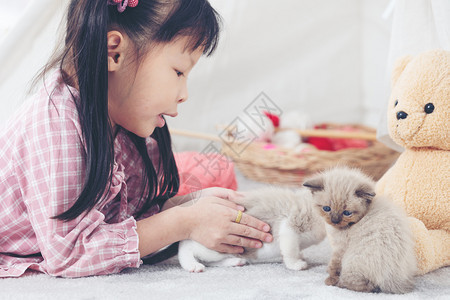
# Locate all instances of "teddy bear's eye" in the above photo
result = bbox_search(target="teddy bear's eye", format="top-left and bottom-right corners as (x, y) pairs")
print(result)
(394, 100), (398, 107)
(424, 103), (434, 114)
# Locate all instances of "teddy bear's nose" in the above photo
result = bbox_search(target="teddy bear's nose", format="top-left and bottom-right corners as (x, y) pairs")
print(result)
(396, 111), (408, 120)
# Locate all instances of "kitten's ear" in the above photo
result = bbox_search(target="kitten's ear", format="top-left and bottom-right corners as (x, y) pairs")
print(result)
(355, 183), (376, 203)
(303, 176), (324, 193)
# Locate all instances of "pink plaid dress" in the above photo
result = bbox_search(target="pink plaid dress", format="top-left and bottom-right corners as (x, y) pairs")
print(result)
(0, 72), (161, 277)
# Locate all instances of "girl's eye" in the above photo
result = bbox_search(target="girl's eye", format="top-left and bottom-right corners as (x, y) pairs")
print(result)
(394, 99), (398, 107)
(322, 206), (331, 212)
(175, 70), (184, 77)
(343, 210), (352, 216)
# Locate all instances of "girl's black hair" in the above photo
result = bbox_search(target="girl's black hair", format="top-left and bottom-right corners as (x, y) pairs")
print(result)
(40, 0), (221, 221)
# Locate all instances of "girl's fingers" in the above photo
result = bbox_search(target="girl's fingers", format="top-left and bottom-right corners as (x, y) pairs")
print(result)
(203, 187), (244, 202)
(215, 244), (244, 254)
(229, 222), (273, 244)
(223, 189), (245, 201)
(190, 196), (273, 252)
(224, 234), (264, 249)
(212, 197), (245, 212)
(211, 187), (236, 200)
(231, 210), (271, 234)
(219, 189), (245, 203)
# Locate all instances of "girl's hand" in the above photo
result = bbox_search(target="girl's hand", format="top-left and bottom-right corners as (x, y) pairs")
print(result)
(184, 194), (273, 254)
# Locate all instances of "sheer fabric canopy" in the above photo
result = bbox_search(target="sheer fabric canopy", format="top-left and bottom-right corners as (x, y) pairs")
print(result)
(0, 0), (448, 152)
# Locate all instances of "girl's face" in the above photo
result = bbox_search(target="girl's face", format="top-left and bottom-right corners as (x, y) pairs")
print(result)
(108, 35), (203, 137)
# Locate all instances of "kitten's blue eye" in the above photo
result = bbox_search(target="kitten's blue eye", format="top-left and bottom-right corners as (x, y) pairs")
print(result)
(322, 206), (331, 212)
(343, 210), (352, 216)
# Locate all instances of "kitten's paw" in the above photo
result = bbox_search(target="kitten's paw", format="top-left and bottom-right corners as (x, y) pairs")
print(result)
(185, 262), (205, 273)
(285, 259), (308, 271)
(230, 258), (248, 267)
(325, 276), (339, 286)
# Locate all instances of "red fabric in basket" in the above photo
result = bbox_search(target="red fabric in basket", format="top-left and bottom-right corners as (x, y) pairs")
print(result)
(307, 125), (369, 151)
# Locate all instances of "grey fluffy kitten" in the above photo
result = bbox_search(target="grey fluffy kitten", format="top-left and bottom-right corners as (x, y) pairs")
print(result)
(303, 167), (417, 294)
(178, 187), (326, 272)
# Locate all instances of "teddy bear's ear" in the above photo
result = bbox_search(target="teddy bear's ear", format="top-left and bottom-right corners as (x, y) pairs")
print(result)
(391, 55), (414, 88)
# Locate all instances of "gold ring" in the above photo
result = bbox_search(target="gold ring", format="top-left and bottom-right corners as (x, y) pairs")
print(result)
(235, 210), (243, 223)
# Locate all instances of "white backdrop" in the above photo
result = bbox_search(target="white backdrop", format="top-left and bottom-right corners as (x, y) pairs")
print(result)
(0, 0), (65, 127)
(0, 0), (448, 152)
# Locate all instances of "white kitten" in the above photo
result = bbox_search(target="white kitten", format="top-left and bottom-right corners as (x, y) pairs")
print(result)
(178, 187), (326, 272)
(304, 167), (417, 294)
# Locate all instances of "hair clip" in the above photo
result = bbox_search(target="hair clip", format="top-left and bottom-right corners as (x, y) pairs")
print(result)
(108, 0), (139, 13)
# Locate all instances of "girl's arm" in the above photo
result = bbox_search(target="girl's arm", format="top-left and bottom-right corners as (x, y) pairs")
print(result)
(137, 192), (273, 257)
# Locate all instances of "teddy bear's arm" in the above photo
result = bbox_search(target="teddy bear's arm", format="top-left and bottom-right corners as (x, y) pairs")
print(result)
(409, 217), (450, 275)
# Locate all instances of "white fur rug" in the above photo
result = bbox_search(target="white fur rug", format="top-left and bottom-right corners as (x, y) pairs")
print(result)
(1, 171), (449, 300)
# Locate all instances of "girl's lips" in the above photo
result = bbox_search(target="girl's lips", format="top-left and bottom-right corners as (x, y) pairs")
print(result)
(156, 113), (177, 128)
(156, 115), (166, 127)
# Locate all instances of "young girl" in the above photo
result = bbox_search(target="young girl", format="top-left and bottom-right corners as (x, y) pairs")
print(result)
(0, 0), (272, 278)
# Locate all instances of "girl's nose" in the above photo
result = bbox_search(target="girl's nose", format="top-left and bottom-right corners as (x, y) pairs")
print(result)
(178, 85), (188, 103)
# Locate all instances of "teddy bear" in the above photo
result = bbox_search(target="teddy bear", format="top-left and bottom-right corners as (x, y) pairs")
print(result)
(376, 49), (450, 275)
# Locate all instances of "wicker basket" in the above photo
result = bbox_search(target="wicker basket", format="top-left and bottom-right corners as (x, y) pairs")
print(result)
(219, 124), (400, 186)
